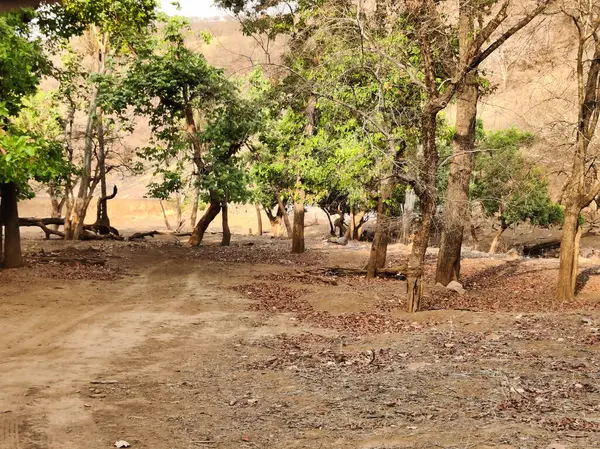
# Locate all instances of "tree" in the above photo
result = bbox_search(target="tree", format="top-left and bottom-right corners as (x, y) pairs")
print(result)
(39, 0), (158, 240)
(0, 106), (66, 268)
(436, 0), (551, 287)
(116, 15), (259, 246)
(556, 0), (600, 300)
(470, 128), (562, 253)
(0, 9), (54, 268)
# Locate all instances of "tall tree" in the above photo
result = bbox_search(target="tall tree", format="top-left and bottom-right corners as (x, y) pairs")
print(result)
(0, 9), (53, 268)
(556, 1), (600, 300)
(40, 0), (158, 240)
(436, 0), (551, 286)
(115, 15), (259, 246)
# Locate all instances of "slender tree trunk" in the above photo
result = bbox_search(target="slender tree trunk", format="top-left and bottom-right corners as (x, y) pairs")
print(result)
(292, 176), (306, 254)
(175, 192), (184, 232)
(221, 201), (231, 246)
(277, 195), (292, 237)
(436, 72), (478, 285)
(0, 215), (3, 265)
(190, 183), (200, 228)
(188, 191), (221, 247)
(407, 111), (438, 313)
(488, 222), (508, 254)
(95, 112), (110, 227)
(367, 178), (393, 278)
(349, 208), (356, 241)
(159, 200), (172, 231)
(1, 183), (23, 269)
(323, 208), (335, 236)
(402, 187), (417, 244)
(255, 204), (263, 236)
(68, 96), (97, 240)
(558, 207), (581, 300)
(353, 211), (366, 240)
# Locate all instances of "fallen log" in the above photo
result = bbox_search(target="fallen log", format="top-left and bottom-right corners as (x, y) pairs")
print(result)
(128, 231), (162, 241)
(19, 218), (65, 239)
(306, 265), (407, 279)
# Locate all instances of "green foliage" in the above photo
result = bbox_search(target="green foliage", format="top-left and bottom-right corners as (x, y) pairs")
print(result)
(0, 11), (49, 115)
(0, 105), (67, 198)
(39, 0), (158, 48)
(113, 15), (260, 204)
(471, 128), (561, 228)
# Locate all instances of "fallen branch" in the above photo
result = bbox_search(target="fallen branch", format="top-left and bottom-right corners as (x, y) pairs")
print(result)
(19, 218), (65, 239)
(305, 265), (407, 279)
(128, 231), (162, 241)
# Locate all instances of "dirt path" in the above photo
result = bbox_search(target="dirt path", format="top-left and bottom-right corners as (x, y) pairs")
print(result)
(1, 239), (599, 449)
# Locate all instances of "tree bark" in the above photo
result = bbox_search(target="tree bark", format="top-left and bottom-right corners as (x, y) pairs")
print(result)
(436, 72), (478, 285)
(221, 201), (231, 246)
(366, 178), (393, 278)
(292, 179), (306, 254)
(255, 204), (263, 236)
(488, 221), (508, 254)
(175, 192), (184, 232)
(558, 208), (580, 300)
(402, 187), (417, 244)
(407, 111), (438, 313)
(190, 183), (200, 228)
(1, 183), (23, 269)
(94, 112), (110, 228)
(188, 191), (221, 247)
(277, 195), (292, 237)
(159, 200), (172, 231)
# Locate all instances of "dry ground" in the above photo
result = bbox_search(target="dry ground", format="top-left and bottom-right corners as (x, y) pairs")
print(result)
(1, 234), (599, 449)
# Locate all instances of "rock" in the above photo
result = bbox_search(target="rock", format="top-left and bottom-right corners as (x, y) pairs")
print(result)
(505, 248), (520, 260)
(446, 281), (466, 295)
(545, 443), (567, 449)
(114, 441), (131, 448)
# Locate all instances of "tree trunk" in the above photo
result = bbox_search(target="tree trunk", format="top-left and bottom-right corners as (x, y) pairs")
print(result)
(1, 183), (23, 269)
(277, 195), (292, 237)
(366, 179), (393, 278)
(255, 204), (263, 236)
(407, 111), (438, 313)
(436, 72), (478, 285)
(221, 201), (231, 246)
(488, 221), (507, 254)
(159, 200), (172, 231)
(188, 191), (221, 247)
(95, 112), (110, 228)
(48, 184), (65, 231)
(190, 183), (200, 228)
(558, 208), (581, 300)
(353, 210), (366, 240)
(292, 185), (305, 254)
(349, 208), (356, 241)
(323, 208), (335, 236)
(175, 192), (184, 232)
(402, 187), (417, 244)
(265, 205), (281, 237)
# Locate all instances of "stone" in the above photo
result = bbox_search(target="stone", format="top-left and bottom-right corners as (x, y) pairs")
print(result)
(446, 281), (466, 295)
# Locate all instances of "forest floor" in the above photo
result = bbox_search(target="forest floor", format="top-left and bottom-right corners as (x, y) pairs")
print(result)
(1, 234), (600, 449)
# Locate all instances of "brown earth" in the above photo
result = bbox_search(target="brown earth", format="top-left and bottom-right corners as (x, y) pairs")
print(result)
(1, 231), (599, 449)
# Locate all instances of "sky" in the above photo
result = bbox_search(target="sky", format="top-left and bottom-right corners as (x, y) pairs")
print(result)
(160, 0), (225, 18)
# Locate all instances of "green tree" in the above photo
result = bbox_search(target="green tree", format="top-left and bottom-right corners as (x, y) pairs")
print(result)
(0, 10), (55, 268)
(39, 0), (158, 240)
(471, 128), (562, 253)
(114, 15), (260, 246)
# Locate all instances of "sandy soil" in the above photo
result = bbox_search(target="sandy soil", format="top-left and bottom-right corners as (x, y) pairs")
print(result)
(0, 234), (599, 449)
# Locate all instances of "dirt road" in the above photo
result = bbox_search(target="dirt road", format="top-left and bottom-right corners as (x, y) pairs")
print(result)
(0, 237), (599, 449)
